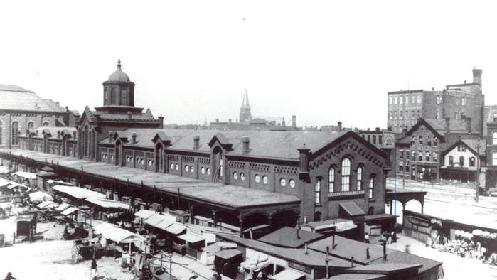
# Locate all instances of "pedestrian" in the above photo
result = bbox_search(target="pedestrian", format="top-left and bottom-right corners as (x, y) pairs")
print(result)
(90, 257), (97, 280)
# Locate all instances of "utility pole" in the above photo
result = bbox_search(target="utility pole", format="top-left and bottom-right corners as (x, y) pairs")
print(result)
(476, 143), (480, 203)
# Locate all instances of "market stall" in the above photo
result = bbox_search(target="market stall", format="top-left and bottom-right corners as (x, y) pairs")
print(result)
(214, 249), (243, 279)
(177, 232), (205, 259)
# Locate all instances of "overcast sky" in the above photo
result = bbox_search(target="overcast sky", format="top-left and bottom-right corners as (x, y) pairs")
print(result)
(0, 0), (496, 128)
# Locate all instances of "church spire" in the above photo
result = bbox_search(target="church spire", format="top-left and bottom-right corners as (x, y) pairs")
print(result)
(240, 89), (252, 123)
(242, 89), (250, 107)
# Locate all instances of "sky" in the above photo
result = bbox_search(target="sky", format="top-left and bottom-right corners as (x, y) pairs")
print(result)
(0, 0), (496, 129)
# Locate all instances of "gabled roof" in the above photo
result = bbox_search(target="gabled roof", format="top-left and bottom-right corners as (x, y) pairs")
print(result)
(404, 118), (472, 140)
(441, 138), (486, 158)
(100, 129), (387, 162)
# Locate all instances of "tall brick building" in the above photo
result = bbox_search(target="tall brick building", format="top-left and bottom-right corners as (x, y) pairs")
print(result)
(388, 69), (484, 135)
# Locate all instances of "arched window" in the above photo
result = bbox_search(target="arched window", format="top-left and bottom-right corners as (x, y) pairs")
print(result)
(369, 175), (376, 199)
(42, 121), (49, 126)
(449, 156), (454, 167)
(341, 158), (351, 192)
(11, 122), (19, 145)
(356, 166), (363, 191)
(459, 156), (465, 167)
(27, 122), (34, 129)
(328, 167), (335, 193)
(315, 178), (321, 206)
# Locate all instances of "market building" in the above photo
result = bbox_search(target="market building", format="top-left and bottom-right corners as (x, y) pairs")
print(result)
(0, 84), (78, 149)
(4, 60), (396, 241)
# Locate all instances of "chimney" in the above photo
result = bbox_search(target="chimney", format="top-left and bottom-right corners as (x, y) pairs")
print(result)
(215, 118), (219, 123)
(292, 115), (297, 128)
(296, 228), (301, 239)
(338, 121), (342, 131)
(464, 80), (467, 84)
(432, 87), (434, 91)
(298, 145), (311, 182)
(241, 136), (250, 154)
(127, 111), (132, 120)
(366, 248), (370, 259)
(473, 68), (482, 85)
(228, 119), (232, 123)
(158, 115), (164, 129)
(193, 136), (200, 151)
(375, 127), (380, 132)
(108, 131), (114, 143)
(131, 132), (137, 144)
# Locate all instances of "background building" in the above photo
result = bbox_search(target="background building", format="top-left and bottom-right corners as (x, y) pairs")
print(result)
(0, 84), (78, 149)
(388, 69), (484, 135)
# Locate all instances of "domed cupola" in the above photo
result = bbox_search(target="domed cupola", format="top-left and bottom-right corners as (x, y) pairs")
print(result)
(102, 60), (135, 108)
(108, 60), (130, 82)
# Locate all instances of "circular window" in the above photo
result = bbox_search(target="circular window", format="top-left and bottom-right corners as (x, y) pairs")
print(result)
(201, 167), (205, 174)
(207, 168), (211, 175)
(262, 176), (268, 184)
(240, 173), (246, 181)
(185, 165), (190, 172)
(289, 179), (296, 188)
(233, 172), (238, 180)
(280, 178), (287, 186)
(255, 175), (261, 183)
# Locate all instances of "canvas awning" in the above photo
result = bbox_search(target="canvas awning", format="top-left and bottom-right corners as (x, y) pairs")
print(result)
(55, 203), (70, 211)
(164, 223), (186, 235)
(14, 171), (37, 179)
(144, 213), (177, 230)
(93, 222), (145, 244)
(339, 201), (365, 217)
(37, 201), (56, 209)
(85, 197), (129, 211)
(53, 185), (105, 200)
(135, 209), (157, 219)
(271, 269), (305, 280)
(0, 178), (10, 187)
(178, 233), (204, 243)
(61, 207), (79, 216)
(29, 191), (53, 202)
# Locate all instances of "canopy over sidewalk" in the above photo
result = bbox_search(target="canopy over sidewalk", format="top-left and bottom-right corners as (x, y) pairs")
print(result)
(53, 185), (105, 200)
(85, 197), (130, 211)
(93, 221), (145, 244)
